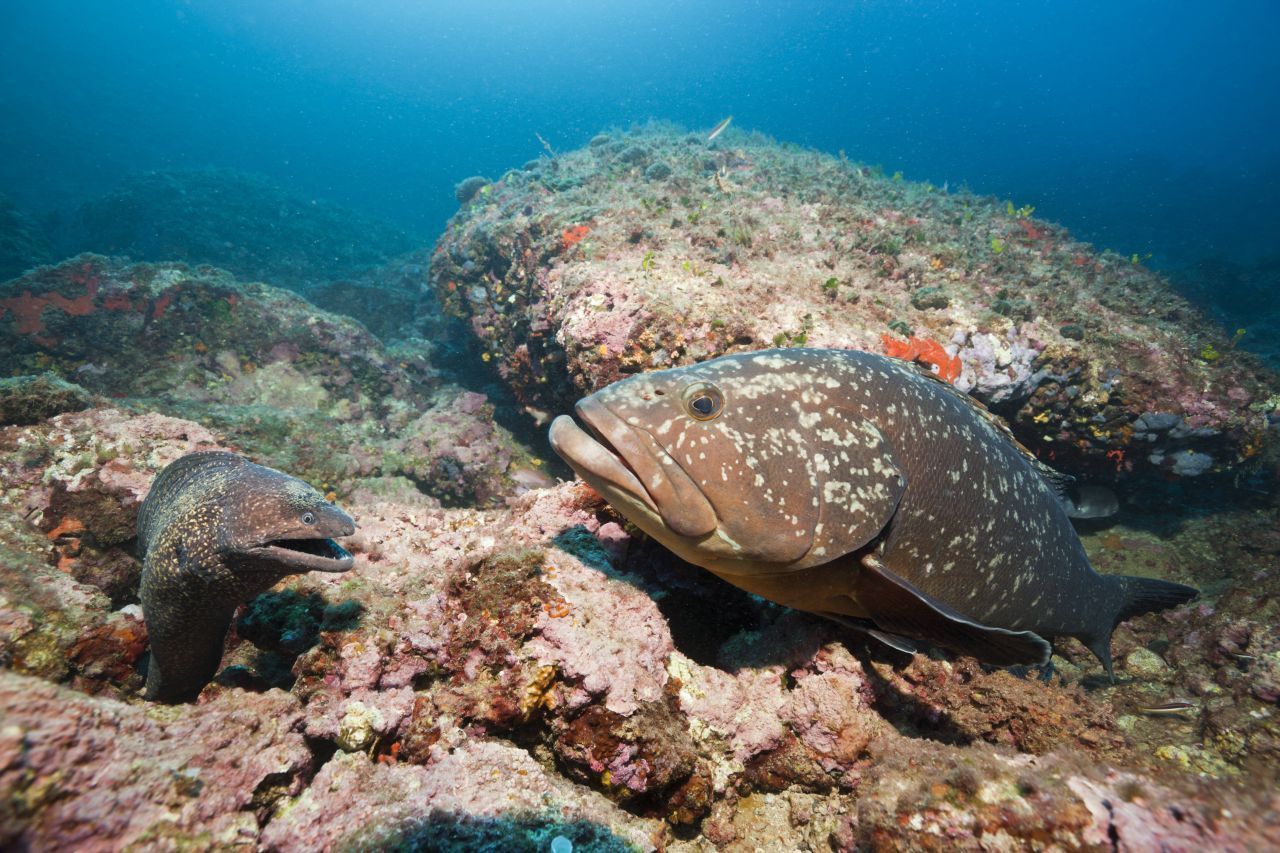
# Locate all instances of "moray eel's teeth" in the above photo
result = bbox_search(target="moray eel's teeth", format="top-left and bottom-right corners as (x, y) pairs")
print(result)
(246, 538), (355, 573)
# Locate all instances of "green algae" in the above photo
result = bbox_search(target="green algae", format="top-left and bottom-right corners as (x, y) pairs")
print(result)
(0, 374), (92, 426)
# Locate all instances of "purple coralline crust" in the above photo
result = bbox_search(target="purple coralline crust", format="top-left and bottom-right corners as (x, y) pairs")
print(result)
(668, 653), (788, 765)
(260, 742), (662, 851)
(1065, 773), (1265, 852)
(870, 655), (1118, 756)
(286, 484), (677, 746)
(0, 408), (226, 690)
(0, 448), (1274, 840)
(390, 388), (519, 506)
(0, 407), (224, 535)
(525, 544), (674, 715)
(0, 672), (311, 850)
(778, 645), (887, 772)
(2, 401), (1280, 845)
(842, 737), (1280, 851)
(429, 126), (1279, 479)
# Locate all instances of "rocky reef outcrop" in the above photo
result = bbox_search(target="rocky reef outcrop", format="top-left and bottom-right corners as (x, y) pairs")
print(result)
(2, 128), (1280, 850)
(429, 126), (1279, 482)
(0, 254), (544, 505)
(1, 405), (1278, 849)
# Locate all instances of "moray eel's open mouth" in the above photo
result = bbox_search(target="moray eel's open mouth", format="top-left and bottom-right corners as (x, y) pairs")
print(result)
(549, 398), (716, 539)
(247, 536), (355, 573)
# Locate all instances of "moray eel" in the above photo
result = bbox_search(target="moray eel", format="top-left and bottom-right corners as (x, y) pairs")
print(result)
(137, 451), (355, 701)
(549, 348), (1197, 675)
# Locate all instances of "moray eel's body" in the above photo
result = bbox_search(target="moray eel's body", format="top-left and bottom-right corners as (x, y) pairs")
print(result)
(137, 451), (355, 701)
(550, 348), (1197, 675)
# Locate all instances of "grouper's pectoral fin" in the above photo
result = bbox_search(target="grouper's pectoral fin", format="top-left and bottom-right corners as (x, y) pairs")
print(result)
(856, 554), (1052, 667)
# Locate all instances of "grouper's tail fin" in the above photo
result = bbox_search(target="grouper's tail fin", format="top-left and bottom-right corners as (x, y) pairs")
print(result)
(1086, 575), (1199, 680)
(1114, 575), (1199, 624)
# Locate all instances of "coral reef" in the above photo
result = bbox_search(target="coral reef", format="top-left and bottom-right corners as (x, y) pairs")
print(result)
(72, 168), (415, 293)
(0, 255), (539, 503)
(0, 673), (313, 849)
(0, 373), (92, 425)
(1, 399), (1278, 847)
(429, 126), (1279, 481)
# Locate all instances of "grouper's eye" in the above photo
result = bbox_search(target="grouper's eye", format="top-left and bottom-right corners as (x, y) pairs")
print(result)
(301, 512), (316, 525)
(683, 381), (724, 421)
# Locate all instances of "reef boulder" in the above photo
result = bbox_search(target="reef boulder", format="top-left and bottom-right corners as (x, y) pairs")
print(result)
(0, 405), (1279, 848)
(0, 254), (542, 504)
(429, 125), (1279, 481)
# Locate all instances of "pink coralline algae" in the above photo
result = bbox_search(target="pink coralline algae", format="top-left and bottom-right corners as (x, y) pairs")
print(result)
(525, 543), (675, 715)
(0, 672), (313, 850)
(778, 645), (887, 773)
(391, 388), (521, 506)
(259, 741), (663, 851)
(1, 404), (1280, 848)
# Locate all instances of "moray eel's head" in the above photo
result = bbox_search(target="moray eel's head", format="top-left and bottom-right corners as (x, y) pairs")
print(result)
(225, 468), (356, 575)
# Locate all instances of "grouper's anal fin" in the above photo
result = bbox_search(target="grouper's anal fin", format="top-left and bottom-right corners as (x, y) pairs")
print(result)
(815, 611), (920, 656)
(855, 554), (1052, 667)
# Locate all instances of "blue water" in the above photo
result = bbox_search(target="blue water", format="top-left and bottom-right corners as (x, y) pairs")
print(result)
(1, 0), (1277, 269)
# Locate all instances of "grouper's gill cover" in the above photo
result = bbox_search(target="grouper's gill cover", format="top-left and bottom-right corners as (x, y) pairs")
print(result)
(549, 347), (1198, 674)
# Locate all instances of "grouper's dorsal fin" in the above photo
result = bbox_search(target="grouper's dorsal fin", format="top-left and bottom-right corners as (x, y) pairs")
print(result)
(855, 553), (1052, 667)
(904, 360), (1075, 500)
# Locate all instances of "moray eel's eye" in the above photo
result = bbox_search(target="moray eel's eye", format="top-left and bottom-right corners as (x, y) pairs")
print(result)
(301, 512), (316, 525)
(683, 382), (724, 421)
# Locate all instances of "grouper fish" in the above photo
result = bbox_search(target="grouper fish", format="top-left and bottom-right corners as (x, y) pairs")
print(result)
(549, 348), (1197, 675)
(137, 451), (356, 701)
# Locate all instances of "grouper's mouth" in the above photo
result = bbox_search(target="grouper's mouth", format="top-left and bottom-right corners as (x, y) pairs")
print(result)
(245, 536), (355, 573)
(548, 397), (717, 539)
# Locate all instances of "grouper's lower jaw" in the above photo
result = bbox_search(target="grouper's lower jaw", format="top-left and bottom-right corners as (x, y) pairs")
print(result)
(549, 414), (658, 514)
(574, 399), (719, 539)
(242, 538), (355, 573)
(549, 415), (712, 565)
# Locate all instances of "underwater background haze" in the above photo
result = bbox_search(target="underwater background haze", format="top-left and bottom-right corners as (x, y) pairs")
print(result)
(2, 0), (1278, 269)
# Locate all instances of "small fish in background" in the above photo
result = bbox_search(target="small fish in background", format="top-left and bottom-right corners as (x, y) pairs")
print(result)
(707, 115), (733, 143)
(1138, 701), (1198, 716)
(523, 404), (553, 427)
(1060, 484), (1120, 520)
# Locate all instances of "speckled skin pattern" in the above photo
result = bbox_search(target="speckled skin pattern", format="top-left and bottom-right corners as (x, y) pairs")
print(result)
(551, 348), (1196, 669)
(137, 451), (355, 701)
